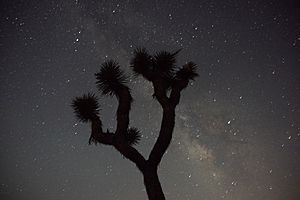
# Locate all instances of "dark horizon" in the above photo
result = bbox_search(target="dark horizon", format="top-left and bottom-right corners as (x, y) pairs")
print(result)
(0, 0), (299, 199)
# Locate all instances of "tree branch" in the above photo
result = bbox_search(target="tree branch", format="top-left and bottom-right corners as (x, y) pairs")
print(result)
(169, 79), (188, 107)
(113, 138), (147, 171)
(90, 118), (113, 145)
(148, 78), (176, 166)
(94, 85), (146, 171)
(148, 106), (175, 166)
(148, 79), (188, 166)
(152, 79), (169, 108)
(115, 86), (132, 136)
(90, 118), (146, 171)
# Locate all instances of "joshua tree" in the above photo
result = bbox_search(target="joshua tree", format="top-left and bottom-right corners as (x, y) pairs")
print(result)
(71, 48), (197, 200)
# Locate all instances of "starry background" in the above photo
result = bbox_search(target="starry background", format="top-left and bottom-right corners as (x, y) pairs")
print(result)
(0, 0), (299, 199)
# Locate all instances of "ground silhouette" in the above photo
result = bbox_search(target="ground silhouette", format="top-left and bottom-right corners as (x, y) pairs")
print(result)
(72, 48), (198, 200)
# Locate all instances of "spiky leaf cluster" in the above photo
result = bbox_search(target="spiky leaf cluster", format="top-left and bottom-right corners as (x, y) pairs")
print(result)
(125, 127), (141, 146)
(175, 62), (198, 81)
(131, 48), (183, 89)
(72, 93), (99, 122)
(152, 50), (179, 76)
(95, 60), (128, 96)
(130, 48), (153, 81)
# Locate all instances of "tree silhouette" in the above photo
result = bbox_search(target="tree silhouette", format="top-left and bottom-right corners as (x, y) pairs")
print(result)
(71, 48), (197, 200)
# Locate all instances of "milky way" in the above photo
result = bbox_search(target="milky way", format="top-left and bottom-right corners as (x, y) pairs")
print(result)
(1, 0), (299, 199)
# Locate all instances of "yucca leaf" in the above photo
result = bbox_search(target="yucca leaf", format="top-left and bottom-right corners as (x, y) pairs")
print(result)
(130, 48), (153, 81)
(152, 50), (180, 75)
(175, 62), (198, 81)
(95, 60), (128, 96)
(125, 127), (141, 146)
(71, 93), (100, 122)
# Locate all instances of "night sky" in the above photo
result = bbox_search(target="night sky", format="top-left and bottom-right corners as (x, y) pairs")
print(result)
(1, 0), (300, 199)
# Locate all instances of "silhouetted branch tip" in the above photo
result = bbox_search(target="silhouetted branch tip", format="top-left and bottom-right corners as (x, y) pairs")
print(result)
(130, 47), (153, 81)
(125, 127), (141, 146)
(71, 93), (100, 122)
(95, 60), (128, 96)
(88, 135), (98, 145)
(89, 128), (112, 145)
(175, 62), (198, 81)
(152, 50), (177, 75)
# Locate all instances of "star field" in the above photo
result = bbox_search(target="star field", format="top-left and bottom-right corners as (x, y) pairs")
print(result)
(0, 0), (299, 199)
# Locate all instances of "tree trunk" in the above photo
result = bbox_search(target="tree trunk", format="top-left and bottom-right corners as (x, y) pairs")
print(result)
(143, 166), (165, 200)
